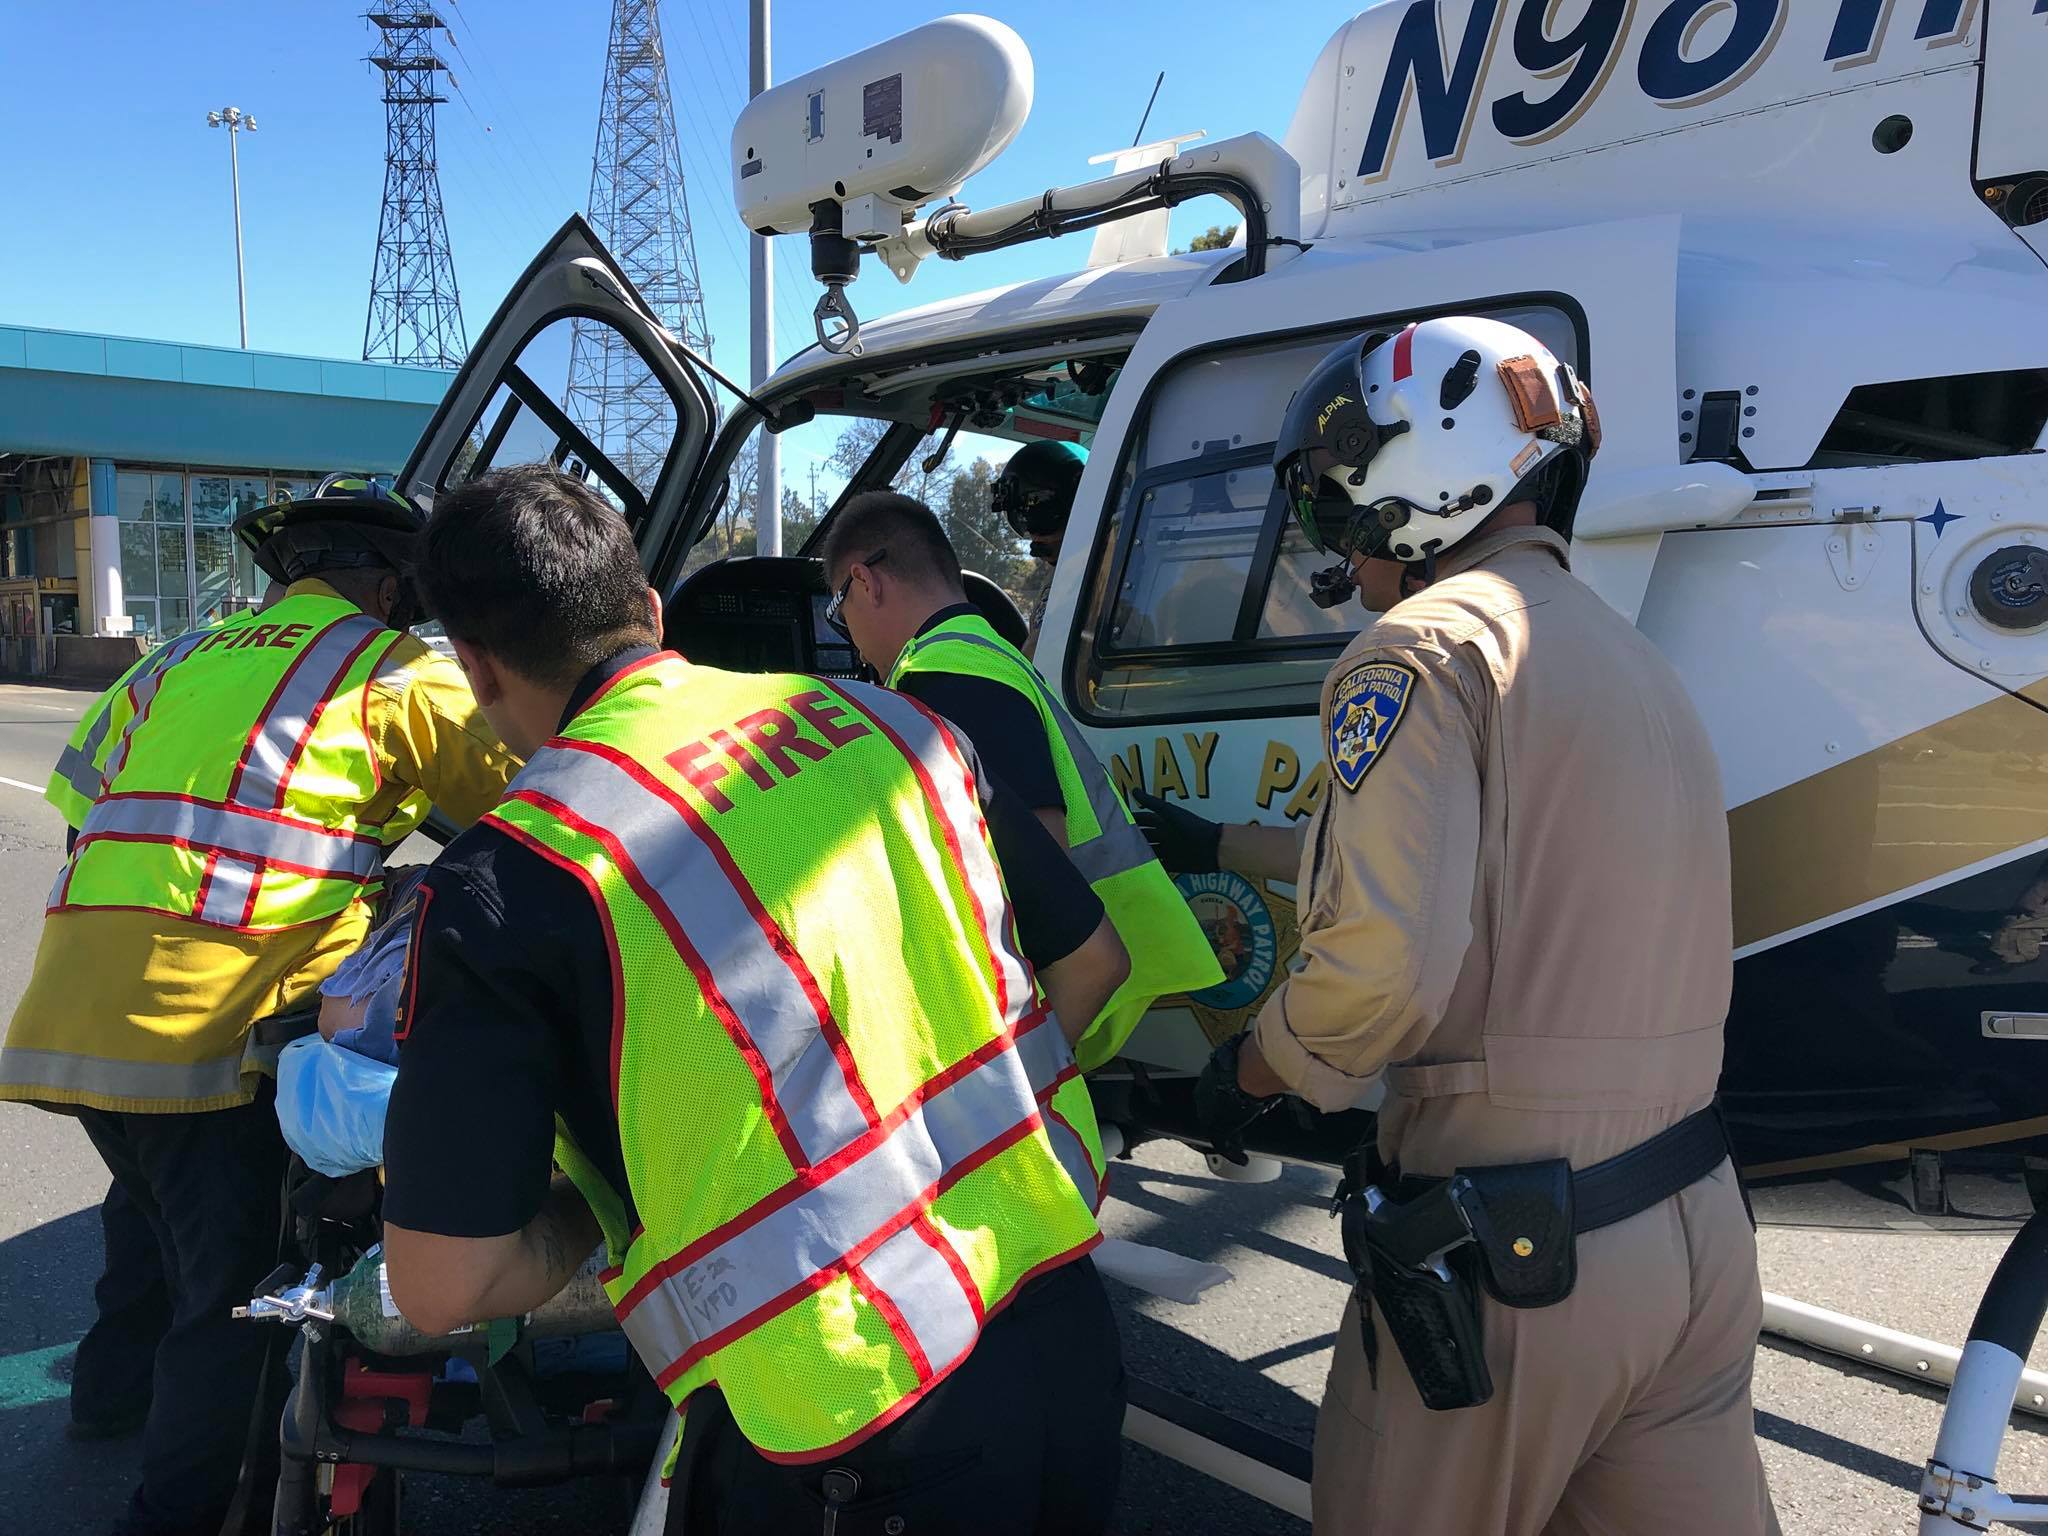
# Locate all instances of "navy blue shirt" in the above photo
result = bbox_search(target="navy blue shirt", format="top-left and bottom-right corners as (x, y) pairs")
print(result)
(381, 648), (1104, 1240)
(893, 604), (1064, 813)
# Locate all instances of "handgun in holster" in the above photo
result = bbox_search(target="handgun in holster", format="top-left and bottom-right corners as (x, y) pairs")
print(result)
(1339, 1175), (1493, 1411)
(1337, 1159), (1578, 1412)
(1333, 1105), (1734, 1413)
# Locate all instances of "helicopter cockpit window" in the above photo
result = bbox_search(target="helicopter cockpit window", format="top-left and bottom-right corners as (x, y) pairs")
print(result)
(1013, 361), (1120, 430)
(1101, 453), (1353, 652)
(442, 315), (667, 528)
(697, 353), (1129, 609)
(1074, 301), (1580, 725)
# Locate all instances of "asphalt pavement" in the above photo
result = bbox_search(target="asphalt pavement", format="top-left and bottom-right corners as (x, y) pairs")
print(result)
(6, 678), (2048, 1534)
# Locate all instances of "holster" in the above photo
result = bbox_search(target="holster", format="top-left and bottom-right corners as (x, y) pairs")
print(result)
(1339, 1192), (1493, 1412)
(1333, 1104), (1733, 1413)
(1335, 1159), (1578, 1412)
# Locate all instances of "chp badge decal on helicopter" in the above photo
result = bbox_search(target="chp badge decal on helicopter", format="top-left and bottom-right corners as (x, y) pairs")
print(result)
(1177, 871), (1280, 1014)
(1175, 868), (1299, 1046)
(1328, 661), (1416, 791)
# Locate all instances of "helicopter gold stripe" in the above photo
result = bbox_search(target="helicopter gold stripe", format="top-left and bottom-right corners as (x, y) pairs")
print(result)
(1743, 1114), (2048, 1182)
(1729, 691), (2048, 952)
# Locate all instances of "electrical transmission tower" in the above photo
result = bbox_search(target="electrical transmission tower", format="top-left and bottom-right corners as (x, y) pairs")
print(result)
(564, 0), (713, 493)
(363, 6), (467, 368)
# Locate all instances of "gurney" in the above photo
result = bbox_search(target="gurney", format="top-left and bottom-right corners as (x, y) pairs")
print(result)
(245, 872), (661, 1536)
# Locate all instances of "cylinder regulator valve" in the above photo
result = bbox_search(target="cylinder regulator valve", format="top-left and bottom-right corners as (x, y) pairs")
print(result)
(1971, 545), (2048, 633)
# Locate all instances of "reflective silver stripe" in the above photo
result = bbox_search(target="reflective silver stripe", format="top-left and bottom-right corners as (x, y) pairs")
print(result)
(52, 745), (102, 804)
(1012, 1017), (1098, 1208)
(197, 855), (261, 926)
(1012, 1007), (1074, 1095)
(0, 1043), (248, 1104)
(861, 1223), (980, 1375)
(100, 629), (213, 787)
(833, 679), (1037, 1030)
(76, 682), (122, 766)
(371, 645), (423, 696)
(618, 1032), (1044, 1370)
(902, 629), (1156, 886)
(515, 743), (872, 1168)
(1043, 1099), (1100, 1212)
(80, 796), (383, 878)
(231, 614), (387, 809)
(616, 1291), (680, 1376)
(51, 658), (205, 902)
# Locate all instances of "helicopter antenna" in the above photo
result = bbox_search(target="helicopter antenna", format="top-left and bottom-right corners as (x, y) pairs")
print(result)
(1132, 71), (1164, 147)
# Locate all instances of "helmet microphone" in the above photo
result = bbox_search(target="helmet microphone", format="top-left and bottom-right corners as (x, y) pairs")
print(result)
(1308, 562), (1357, 609)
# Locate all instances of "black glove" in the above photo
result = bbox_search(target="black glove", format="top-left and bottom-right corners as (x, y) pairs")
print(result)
(1194, 1033), (1279, 1165)
(1132, 790), (1222, 874)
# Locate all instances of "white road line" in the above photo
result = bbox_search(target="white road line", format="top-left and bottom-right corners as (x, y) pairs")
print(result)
(4, 702), (77, 713)
(0, 776), (44, 793)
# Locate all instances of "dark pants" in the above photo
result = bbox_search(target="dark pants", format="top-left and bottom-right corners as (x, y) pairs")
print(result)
(678, 1255), (1126, 1536)
(71, 1178), (174, 1425)
(76, 1084), (292, 1536)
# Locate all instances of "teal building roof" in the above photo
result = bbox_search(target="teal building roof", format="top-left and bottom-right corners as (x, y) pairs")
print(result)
(0, 323), (453, 472)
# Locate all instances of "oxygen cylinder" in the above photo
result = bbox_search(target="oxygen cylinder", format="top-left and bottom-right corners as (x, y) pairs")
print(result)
(326, 1245), (618, 1354)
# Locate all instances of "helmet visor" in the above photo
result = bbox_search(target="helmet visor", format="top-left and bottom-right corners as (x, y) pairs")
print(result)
(1280, 448), (1365, 555)
(993, 477), (1067, 540)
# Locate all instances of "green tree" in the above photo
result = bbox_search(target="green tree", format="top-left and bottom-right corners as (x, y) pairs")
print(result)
(680, 435), (758, 578)
(782, 485), (821, 551)
(828, 415), (952, 506)
(826, 415), (888, 484)
(1176, 223), (1239, 254)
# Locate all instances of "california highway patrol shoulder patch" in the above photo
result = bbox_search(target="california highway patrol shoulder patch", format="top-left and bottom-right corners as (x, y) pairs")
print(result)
(1327, 661), (1417, 791)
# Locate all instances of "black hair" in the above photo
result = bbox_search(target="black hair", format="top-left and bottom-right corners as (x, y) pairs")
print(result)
(819, 492), (963, 593)
(418, 465), (656, 687)
(1517, 446), (1589, 540)
(316, 564), (397, 614)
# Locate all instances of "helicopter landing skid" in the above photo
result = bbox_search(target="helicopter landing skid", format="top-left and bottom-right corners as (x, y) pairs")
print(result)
(1916, 1210), (2048, 1532)
(1761, 1293), (2048, 1420)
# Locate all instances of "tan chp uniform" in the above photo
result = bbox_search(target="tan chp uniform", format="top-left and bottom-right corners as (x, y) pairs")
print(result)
(1251, 525), (1778, 1536)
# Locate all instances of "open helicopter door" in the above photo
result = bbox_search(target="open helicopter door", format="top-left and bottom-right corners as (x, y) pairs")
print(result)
(398, 214), (717, 571)
(1044, 215), (1685, 1097)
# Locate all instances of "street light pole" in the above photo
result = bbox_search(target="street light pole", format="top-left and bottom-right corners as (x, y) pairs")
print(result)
(749, 0), (781, 556)
(206, 106), (257, 349)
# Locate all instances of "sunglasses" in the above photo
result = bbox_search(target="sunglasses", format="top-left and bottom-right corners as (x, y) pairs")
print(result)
(824, 548), (888, 639)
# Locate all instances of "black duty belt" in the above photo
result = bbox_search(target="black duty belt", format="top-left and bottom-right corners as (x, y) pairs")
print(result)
(1341, 1102), (1740, 1411)
(1566, 1100), (1736, 1233)
(1384, 1100), (1733, 1238)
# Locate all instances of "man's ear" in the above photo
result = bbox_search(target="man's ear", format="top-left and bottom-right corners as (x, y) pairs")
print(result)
(449, 637), (504, 708)
(377, 572), (403, 623)
(645, 585), (664, 643)
(857, 560), (886, 611)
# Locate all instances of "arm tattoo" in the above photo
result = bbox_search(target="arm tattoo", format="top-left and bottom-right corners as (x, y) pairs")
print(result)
(521, 1181), (598, 1295)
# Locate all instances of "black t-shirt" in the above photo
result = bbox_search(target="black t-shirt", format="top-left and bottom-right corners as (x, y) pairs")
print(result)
(381, 648), (1105, 1240)
(894, 604), (1064, 813)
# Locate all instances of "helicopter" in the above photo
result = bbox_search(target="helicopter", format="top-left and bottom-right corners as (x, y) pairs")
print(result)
(392, 3), (2048, 1524)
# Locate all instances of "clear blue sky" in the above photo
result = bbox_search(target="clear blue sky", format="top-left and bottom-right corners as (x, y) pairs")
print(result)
(1, 2), (1362, 371)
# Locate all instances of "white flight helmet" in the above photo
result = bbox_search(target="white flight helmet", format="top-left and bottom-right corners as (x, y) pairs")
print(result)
(1274, 316), (1601, 602)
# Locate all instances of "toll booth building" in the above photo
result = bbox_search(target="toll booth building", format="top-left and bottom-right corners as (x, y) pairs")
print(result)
(0, 323), (449, 678)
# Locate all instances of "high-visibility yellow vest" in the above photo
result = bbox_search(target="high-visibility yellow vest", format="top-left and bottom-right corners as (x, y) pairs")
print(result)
(47, 591), (425, 934)
(495, 654), (1101, 1461)
(889, 613), (1224, 1068)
